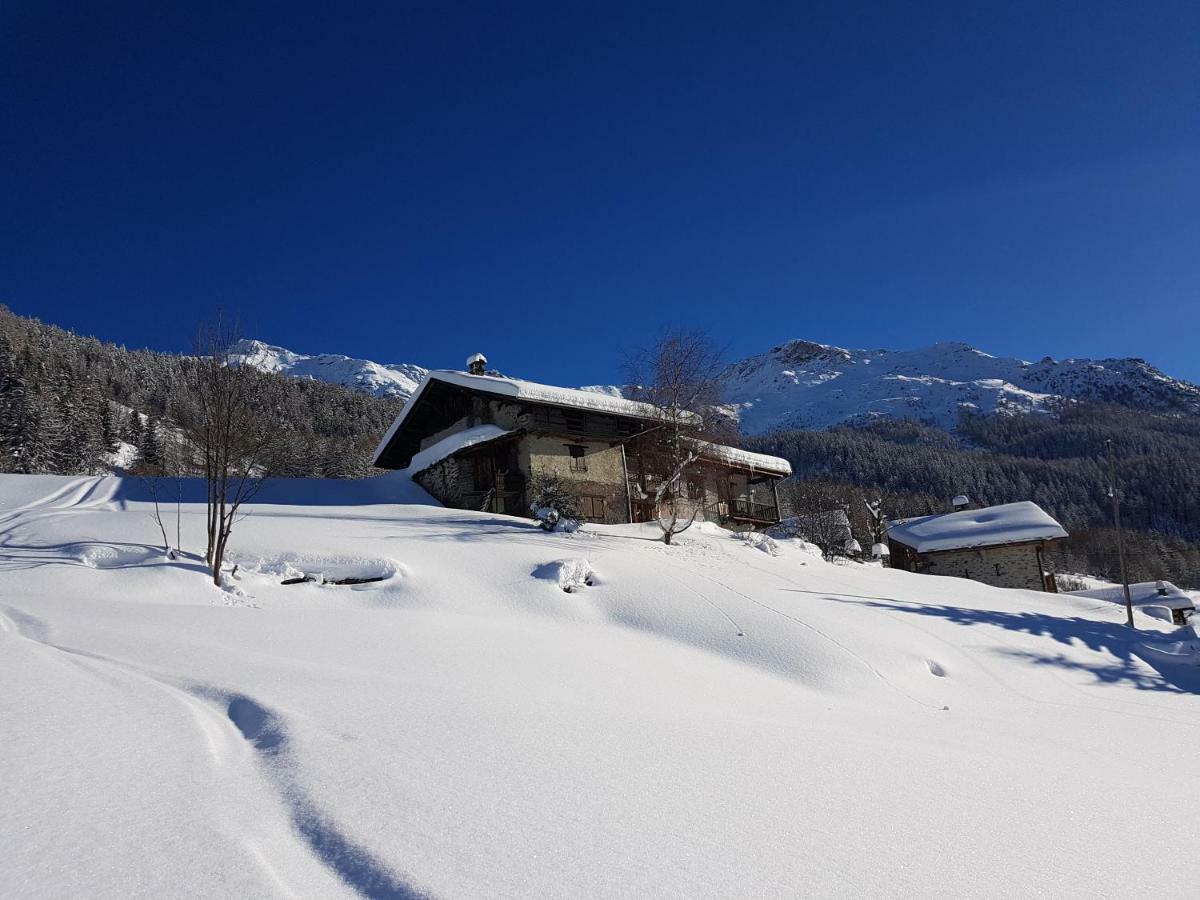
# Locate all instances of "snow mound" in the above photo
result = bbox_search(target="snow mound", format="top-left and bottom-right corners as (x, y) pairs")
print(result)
(71, 542), (168, 569)
(736, 531), (780, 556)
(532, 558), (598, 593)
(237, 554), (405, 587)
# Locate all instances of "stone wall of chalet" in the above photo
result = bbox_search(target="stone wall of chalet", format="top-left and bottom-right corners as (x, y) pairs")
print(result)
(413, 457), (465, 508)
(920, 543), (1048, 591)
(520, 434), (629, 524)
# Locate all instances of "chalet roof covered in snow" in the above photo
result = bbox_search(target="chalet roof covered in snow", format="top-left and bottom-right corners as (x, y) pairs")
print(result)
(886, 501), (1068, 554)
(373, 369), (789, 473)
(445, 370), (672, 419)
(373, 370), (677, 467)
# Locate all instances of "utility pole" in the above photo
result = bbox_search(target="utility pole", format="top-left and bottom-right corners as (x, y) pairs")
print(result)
(1106, 439), (1135, 628)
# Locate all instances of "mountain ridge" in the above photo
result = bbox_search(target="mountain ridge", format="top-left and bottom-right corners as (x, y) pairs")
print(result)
(233, 336), (1200, 434)
(227, 339), (428, 400)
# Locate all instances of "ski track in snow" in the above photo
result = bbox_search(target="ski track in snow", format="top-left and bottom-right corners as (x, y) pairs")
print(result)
(0, 604), (429, 900)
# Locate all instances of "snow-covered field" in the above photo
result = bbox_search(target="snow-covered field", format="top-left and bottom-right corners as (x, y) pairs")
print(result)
(2, 472), (1198, 898)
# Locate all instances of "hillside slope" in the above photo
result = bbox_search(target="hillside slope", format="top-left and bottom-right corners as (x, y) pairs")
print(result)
(2, 472), (1198, 898)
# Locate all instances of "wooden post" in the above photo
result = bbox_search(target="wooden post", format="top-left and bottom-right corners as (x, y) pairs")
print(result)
(619, 443), (633, 524)
(1106, 439), (1135, 628)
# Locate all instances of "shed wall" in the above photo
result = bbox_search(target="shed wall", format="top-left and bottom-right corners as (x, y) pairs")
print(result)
(918, 543), (1049, 591)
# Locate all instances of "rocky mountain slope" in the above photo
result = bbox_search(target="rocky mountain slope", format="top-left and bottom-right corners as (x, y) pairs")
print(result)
(235, 336), (1200, 435)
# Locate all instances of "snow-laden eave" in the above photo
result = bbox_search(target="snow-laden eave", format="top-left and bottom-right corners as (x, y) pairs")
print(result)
(405, 424), (514, 476)
(689, 440), (792, 477)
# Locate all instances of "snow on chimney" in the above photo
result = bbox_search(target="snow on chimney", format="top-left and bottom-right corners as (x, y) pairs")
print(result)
(466, 352), (487, 376)
(951, 494), (970, 511)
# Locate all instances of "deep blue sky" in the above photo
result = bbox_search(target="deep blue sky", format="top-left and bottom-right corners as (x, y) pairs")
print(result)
(3, 2), (1198, 385)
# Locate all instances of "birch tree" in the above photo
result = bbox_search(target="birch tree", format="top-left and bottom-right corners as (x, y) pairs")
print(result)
(625, 330), (733, 545)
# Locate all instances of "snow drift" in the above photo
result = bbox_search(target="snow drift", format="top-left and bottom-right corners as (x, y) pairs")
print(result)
(2, 472), (1199, 898)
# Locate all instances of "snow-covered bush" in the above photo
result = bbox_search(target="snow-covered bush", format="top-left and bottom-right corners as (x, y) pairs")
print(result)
(532, 558), (597, 592)
(527, 471), (581, 532)
(736, 531), (780, 556)
(1054, 573), (1090, 593)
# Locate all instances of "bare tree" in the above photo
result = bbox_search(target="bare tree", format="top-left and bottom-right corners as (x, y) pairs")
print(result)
(775, 480), (862, 560)
(130, 414), (186, 559)
(624, 330), (734, 545)
(185, 314), (280, 585)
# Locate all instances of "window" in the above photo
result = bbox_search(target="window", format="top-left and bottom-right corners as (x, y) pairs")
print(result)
(582, 496), (606, 520)
(472, 455), (493, 489)
(567, 444), (587, 472)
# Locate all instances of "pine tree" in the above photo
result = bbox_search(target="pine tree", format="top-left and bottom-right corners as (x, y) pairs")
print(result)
(140, 416), (162, 470)
(98, 397), (118, 453)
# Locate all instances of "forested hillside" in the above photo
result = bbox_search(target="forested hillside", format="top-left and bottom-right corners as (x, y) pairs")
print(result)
(749, 408), (1200, 587)
(0, 306), (400, 478)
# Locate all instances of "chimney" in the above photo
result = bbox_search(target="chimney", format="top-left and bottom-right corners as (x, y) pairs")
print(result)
(466, 352), (487, 376)
(951, 494), (970, 512)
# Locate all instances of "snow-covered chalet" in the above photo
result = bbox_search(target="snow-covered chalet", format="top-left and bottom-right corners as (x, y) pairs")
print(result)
(372, 355), (791, 527)
(886, 500), (1068, 592)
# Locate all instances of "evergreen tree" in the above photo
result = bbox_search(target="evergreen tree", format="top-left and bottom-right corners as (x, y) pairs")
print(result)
(140, 416), (162, 469)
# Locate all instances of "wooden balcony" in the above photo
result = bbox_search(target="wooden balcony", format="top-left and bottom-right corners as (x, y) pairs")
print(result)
(706, 498), (779, 525)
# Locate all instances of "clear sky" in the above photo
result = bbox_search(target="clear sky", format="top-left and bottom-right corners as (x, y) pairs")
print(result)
(3, 2), (1198, 386)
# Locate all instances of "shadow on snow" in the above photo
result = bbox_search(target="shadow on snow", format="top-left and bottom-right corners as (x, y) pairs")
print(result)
(833, 596), (1200, 695)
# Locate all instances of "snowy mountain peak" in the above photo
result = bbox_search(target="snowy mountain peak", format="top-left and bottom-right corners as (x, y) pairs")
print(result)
(722, 339), (1200, 433)
(228, 339), (427, 400)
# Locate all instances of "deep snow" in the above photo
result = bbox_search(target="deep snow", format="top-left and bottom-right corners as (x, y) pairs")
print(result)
(2, 472), (1199, 898)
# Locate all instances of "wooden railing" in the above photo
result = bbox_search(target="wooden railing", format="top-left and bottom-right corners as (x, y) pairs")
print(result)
(704, 498), (779, 523)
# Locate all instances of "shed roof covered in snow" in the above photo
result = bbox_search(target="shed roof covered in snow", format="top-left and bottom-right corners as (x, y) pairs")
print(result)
(886, 501), (1068, 554)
